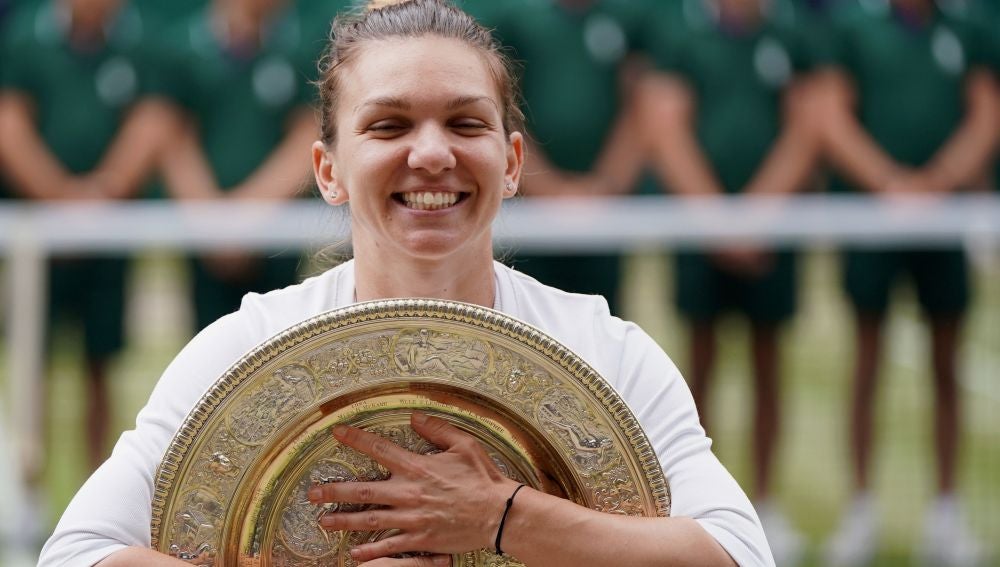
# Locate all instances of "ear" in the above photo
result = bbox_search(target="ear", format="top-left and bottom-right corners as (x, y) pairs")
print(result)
(312, 140), (348, 205)
(502, 131), (525, 199)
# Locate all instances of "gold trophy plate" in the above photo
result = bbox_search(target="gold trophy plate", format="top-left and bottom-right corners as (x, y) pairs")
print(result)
(151, 299), (670, 566)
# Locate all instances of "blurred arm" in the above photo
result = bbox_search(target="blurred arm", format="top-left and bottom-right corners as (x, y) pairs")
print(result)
(519, 139), (604, 196)
(814, 68), (906, 193)
(591, 57), (648, 195)
(91, 98), (186, 199)
(921, 68), (1000, 192)
(159, 111), (223, 201)
(743, 79), (823, 196)
(636, 71), (725, 196)
(228, 108), (317, 200)
(0, 92), (75, 200)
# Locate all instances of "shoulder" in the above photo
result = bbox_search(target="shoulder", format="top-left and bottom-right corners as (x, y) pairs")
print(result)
(496, 262), (618, 334)
(237, 261), (352, 338)
(495, 262), (682, 402)
(138, 263), (351, 434)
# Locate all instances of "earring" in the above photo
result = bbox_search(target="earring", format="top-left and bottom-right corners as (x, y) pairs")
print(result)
(331, 191), (339, 199)
(505, 182), (515, 193)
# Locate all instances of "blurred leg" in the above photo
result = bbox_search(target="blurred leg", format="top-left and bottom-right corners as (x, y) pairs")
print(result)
(920, 315), (981, 567)
(851, 312), (884, 492)
(688, 320), (716, 433)
(750, 322), (779, 500)
(85, 358), (110, 472)
(825, 311), (884, 567)
(929, 315), (962, 495)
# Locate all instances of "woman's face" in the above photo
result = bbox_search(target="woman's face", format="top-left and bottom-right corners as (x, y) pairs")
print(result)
(314, 36), (523, 262)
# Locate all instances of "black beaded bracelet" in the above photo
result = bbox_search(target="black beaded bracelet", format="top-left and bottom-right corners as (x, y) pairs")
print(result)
(494, 484), (526, 556)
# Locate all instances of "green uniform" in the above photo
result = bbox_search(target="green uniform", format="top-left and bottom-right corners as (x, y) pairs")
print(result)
(153, 6), (320, 330)
(1, 0), (155, 357)
(644, 0), (812, 323)
(466, 0), (651, 315)
(824, 0), (987, 315)
(134, 0), (204, 27)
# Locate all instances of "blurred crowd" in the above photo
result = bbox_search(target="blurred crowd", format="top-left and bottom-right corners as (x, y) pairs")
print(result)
(1, 0), (998, 565)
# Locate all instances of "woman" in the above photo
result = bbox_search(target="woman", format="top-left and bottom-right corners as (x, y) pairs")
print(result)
(39, 1), (772, 565)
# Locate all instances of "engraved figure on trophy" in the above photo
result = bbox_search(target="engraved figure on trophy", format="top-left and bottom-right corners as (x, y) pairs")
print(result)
(310, 344), (358, 389)
(537, 390), (613, 473)
(170, 488), (223, 564)
(393, 329), (491, 382)
(491, 349), (555, 403)
(226, 365), (319, 446)
(346, 334), (394, 378)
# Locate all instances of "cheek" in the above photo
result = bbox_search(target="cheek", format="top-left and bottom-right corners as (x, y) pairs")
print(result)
(464, 140), (509, 179)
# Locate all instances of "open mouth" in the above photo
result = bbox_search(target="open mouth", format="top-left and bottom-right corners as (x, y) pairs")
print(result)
(393, 191), (468, 211)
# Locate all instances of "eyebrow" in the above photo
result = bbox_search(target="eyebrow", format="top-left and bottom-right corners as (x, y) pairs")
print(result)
(354, 95), (498, 114)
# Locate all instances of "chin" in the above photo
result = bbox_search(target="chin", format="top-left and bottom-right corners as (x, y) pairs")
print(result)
(400, 233), (482, 261)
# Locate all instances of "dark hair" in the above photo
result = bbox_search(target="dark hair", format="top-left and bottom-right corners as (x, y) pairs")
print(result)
(316, 0), (525, 145)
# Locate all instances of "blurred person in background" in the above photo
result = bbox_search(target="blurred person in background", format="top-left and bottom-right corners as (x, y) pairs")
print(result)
(153, 0), (326, 332)
(0, 0), (179, 472)
(813, 0), (1000, 564)
(635, 0), (823, 564)
(464, 0), (649, 316)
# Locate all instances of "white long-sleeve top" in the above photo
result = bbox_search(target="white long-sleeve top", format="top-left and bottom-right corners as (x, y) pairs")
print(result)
(39, 260), (774, 567)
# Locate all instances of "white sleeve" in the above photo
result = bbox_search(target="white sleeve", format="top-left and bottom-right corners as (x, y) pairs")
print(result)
(614, 325), (775, 567)
(38, 312), (257, 567)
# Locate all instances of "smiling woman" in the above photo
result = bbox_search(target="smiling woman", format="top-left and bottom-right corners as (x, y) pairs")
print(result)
(38, 1), (772, 566)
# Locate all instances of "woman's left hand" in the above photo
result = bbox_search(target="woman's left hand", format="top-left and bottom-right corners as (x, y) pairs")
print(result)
(307, 412), (521, 563)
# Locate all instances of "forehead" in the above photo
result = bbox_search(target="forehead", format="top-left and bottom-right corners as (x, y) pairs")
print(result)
(340, 36), (500, 113)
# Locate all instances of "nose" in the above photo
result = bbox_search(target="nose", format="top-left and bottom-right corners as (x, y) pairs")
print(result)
(407, 123), (456, 174)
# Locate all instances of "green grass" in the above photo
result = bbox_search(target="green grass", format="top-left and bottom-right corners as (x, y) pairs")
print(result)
(2, 250), (998, 565)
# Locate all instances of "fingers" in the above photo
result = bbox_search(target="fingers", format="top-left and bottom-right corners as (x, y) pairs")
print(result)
(307, 478), (413, 507)
(409, 412), (479, 452)
(318, 508), (421, 532)
(333, 424), (418, 471)
(351, 536), (450, 565)
(358, 555), (451, 567)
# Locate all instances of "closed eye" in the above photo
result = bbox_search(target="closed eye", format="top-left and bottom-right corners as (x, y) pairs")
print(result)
(365, 120), (409, 136)
(450, 119), (490, 134)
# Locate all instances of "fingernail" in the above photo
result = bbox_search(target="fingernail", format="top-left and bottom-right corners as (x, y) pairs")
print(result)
(333, 425), (348, 437)
(412, 411), (428, 425)
(349, 547), (361, 558)
(433, 556), (450, 566)
(308, 486), (322, 501)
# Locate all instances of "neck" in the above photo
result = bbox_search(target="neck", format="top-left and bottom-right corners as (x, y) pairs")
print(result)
(352, 240), (496, 308)
(66, 2), (116, 46)
(213, 3), (273, 50)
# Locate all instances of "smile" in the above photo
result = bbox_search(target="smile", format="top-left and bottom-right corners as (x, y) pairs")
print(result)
(395, 191), (467, 211)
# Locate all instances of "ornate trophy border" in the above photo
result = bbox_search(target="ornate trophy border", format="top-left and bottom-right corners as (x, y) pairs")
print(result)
(150, 298), (671, 559)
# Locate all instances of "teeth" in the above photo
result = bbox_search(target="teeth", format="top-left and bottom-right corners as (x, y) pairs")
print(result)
(401, 191), (460, 210)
